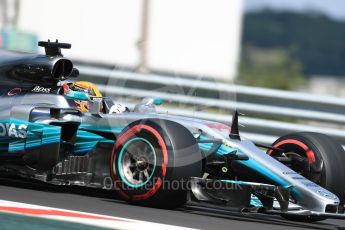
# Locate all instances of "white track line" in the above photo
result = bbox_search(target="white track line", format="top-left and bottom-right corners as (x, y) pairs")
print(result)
(0, 200), (197, 230)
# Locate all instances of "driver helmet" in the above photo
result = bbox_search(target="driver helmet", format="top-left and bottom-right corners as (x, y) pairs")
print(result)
(64, 81), (102, 112)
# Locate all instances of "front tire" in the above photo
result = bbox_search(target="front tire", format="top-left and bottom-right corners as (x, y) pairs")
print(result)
(110, 119), (202, 208)
(269, 132), (345, 204)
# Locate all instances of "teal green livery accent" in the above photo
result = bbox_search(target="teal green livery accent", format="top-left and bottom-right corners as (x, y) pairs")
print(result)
(25, 123), (61, 151)
(0, 119), (61, 155)
(74, 124), (124, 154)
(74, 130), (113, 154)
(0, 118), (128, 157)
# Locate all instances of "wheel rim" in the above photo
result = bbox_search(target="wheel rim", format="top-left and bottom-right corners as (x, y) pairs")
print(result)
(271, 141), (323, 185)
(285, 152), (310, 174)
(285, 151), (323, 184)
(117, 138), (157, 188)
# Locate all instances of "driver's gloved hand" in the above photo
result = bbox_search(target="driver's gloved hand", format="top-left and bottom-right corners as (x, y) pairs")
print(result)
(109, 103), (128, 114)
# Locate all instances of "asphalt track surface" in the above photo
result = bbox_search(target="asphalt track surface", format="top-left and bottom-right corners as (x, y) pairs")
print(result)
(0, 178), (344, 230)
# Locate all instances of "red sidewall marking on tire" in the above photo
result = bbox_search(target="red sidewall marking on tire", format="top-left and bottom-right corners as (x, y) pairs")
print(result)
(269, 139), (316, 163)
(110, 124), (168, 201)
(132, 178), (162, 201)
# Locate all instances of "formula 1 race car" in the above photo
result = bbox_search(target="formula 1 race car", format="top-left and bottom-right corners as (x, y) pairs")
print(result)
(0, 40), (345, 222)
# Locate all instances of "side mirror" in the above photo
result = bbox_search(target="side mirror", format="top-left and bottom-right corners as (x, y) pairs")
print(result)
(133, 97), (163, 113)
(141, 97), (164, 106)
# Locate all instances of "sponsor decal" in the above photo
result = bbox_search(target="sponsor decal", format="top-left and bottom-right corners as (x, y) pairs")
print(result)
(0, 123), (27, 139)
(32, 85), (51, 93)
(7, 88), (21, 96)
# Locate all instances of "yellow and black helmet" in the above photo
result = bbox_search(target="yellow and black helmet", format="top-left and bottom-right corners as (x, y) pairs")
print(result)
(69, 81), (102, 97)
(67, 81), (102, 112)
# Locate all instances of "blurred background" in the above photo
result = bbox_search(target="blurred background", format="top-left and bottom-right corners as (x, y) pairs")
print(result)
(0, 0), (242, 81)
(1, 0), (345, 95)
(242, 0), (345, 95)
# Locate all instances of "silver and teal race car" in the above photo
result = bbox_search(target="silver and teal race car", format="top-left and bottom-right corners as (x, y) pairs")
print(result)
(0, 40), (345, 222)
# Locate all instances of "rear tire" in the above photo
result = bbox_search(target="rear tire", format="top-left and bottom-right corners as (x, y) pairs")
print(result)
(269, 132), (345, 204)
(110, 119), (202, 208)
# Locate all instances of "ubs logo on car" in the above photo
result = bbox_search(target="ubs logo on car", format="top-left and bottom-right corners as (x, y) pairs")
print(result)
(32, 86), (51, 93)
(0, 123), (27, 139)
